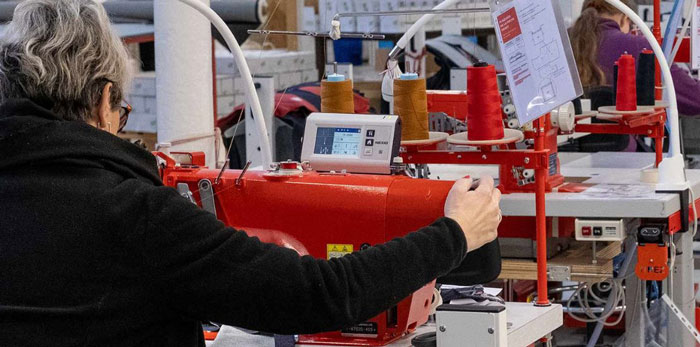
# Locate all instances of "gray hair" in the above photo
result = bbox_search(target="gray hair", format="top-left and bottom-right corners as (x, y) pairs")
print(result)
(0, 0), (130, 122)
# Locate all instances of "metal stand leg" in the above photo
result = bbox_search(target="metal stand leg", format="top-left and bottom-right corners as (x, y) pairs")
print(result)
(668, 232), (695, 346)
(625, 237), (645, 347)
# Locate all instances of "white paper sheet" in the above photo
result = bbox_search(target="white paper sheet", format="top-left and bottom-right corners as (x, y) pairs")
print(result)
(491, 0), (582, 125)
(692, 0), (700, 69)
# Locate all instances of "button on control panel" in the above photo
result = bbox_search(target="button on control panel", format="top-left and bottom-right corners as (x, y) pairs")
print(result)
(575, 219), (627, 241)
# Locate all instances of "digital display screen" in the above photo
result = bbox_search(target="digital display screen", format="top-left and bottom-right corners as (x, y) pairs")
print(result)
(314, 127), (361, 155)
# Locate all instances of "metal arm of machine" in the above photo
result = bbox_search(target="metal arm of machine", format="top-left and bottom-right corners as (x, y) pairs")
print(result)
(178, 0), (274, 170)
(247, 29), (386, 40)
(0, 1), (268, 23)
(331, 7), (490, 29)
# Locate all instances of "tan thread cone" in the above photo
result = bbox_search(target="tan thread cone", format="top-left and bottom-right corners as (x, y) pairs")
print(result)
(393, 78), (429, 141)
(321, 79), (355, 114)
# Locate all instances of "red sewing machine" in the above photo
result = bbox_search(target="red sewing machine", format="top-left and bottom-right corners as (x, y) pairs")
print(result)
(156, 112), (501, 345)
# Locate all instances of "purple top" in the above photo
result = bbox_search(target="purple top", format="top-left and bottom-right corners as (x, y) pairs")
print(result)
(597, 18), (700, 116)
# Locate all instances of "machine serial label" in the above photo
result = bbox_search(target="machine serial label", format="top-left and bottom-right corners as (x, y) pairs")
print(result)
(341, 322), (378, 336)
(327, 244), (353, 259)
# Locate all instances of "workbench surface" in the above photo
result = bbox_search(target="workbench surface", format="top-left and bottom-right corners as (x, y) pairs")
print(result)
(210, 303), (563, 347)
(429, 152), (700, 218)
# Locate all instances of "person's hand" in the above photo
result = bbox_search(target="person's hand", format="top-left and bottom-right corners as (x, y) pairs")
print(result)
(444, 176), (502, 252)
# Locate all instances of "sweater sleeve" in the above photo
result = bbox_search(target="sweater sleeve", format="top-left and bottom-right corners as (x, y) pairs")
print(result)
(670, 64), (700, 116)
(128, 184), (468, 334)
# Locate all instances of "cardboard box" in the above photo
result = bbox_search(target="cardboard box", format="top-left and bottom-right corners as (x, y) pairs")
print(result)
(354, 0), (380, 33)
(338, 0), (357, 33)
(217, 75), (235, 96)
(217, 95), (237, 116)
(277, 71), (303, 90)
(318, 0), (339, 32)
(142, 96), (157, 115)
(122, 112), (157, 133)
(379, 0), (401, 33)
(127, 96), (145, 115)
(129, 72), (156, 97)
(216, 50), (316, 77)
(302, 69), (320, 83)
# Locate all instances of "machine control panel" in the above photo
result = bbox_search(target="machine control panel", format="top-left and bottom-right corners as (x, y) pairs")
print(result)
(575, 219), (626, 241)
(301, 113), (401, 174)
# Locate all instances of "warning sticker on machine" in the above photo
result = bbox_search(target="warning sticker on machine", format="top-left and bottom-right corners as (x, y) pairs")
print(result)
(327, 244), (353, 259)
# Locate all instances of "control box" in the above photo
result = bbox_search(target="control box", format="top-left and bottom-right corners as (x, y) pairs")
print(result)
(301, 113), (401, 174)
(574, 219), (626, 241)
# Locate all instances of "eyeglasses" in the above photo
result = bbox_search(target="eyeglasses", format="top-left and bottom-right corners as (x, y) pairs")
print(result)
(118, 101), (131, 133)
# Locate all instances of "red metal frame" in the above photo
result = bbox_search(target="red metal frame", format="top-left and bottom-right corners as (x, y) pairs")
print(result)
(400, 114), (554, 306)
(575, 110), (667, 167)
(426, 91), (469, 121)
(121, 34), (155, 45)
(533, 117), (550, 306)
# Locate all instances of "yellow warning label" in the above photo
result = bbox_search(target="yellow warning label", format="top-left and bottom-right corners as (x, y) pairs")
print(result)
(327, 244), (354, 259)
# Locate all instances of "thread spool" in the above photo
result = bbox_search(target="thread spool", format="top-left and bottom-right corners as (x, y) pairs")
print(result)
(637, 49), (656, 106)
(615, 54), (637, 111)
(467, 63), (505, 141)
(394, 73), (429, 141)
(321, 74), (354, 114)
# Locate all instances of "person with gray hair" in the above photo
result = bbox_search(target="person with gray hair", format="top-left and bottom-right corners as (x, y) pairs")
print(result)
(0, 1), (502, 346)
(0, 0), (131, 130)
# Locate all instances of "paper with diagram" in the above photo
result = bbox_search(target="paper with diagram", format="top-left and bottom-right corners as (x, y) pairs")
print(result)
(490, 0), (583, 125)
(693, 0), (700, 69)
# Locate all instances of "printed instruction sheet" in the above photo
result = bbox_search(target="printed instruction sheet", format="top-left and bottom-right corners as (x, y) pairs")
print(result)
(491, 0), (582, 125)
(693, 0), (700, 69)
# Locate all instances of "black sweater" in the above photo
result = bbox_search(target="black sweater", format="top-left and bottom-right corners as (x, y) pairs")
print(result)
(0, 99), (489, 346)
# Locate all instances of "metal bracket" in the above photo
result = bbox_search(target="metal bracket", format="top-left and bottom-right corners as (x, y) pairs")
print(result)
(176, 183), (196, 204)
(198, 179), (217, 217)
(429, 112), (465, 133)
(547, 265), (571, 281)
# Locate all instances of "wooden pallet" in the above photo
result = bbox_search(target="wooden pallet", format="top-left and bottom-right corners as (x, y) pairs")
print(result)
(499, 241), (621, 282)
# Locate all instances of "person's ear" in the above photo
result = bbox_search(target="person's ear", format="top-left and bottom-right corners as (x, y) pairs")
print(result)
(95, 82), (113, 132)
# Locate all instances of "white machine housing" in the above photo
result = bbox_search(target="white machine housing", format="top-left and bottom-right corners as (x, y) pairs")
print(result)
(301, 113), (401, 174)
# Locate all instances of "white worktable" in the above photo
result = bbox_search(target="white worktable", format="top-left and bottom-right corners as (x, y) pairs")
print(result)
(429, 152), (700, 218)
(211, 303), (563, 347)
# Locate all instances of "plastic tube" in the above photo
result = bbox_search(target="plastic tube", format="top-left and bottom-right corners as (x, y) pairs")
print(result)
(382, 0), (463, 103)
(662, 0), (685, 58)
(605, 0), (685, 187)
(178, 0), (273, 169)
(585, 283), (619, 347)
(388, 0), (462, 60)
(670, 1), (693, 63)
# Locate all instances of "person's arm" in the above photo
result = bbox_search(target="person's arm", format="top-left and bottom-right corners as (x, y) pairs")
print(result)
(120, 179), (486, 335)
(670, 64), (700, 116)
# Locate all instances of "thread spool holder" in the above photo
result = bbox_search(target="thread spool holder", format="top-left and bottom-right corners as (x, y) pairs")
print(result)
(574, 108), (667, 167)
(400, 113), (555, 307)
